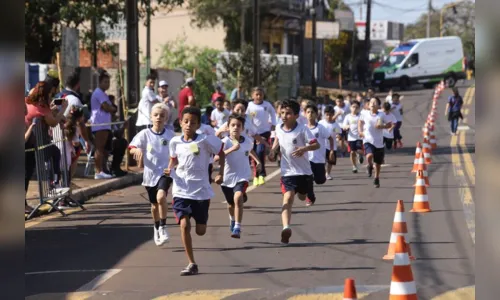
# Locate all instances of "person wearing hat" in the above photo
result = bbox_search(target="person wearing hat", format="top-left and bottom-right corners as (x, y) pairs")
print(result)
(136, 74), (159, 132)
(178, 77), (196, 120)
(211, 84), (226, 104)
(158, 80), (177, 131)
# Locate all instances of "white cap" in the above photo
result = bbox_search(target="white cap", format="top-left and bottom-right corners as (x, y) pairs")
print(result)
(185, 77), (195, 84)
(159, 80), (168, 87)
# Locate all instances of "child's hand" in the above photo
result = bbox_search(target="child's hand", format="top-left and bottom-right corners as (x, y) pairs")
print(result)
(291, 147), (306, 157)
(359, 132), (365, 139)
(268, 150), (277, 162)
(133, 148), (143, 162)
(164, 168), (171, 176)
(231, 142), (240, 151)
(214, 174), (223, 185)
(255, 162), (262, 173)
(328, 150), (335, 162)
(213, 155), (220, 162)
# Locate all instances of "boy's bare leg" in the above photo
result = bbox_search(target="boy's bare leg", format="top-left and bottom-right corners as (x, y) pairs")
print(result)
(180, 217), (195, 264)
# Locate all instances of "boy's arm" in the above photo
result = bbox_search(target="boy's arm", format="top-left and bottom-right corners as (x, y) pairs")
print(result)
(164, 157), (178, 176)
(249, 149), (261, 165)
(268, 136), (280, 161)
(358, 119), (365, 138)
(254, 134), (270, 148)
(328, 136), (334, 150)
(214, 147), (225, 184)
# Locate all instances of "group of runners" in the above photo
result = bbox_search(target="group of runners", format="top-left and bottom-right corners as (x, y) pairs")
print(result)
(128, 86), (404, 276)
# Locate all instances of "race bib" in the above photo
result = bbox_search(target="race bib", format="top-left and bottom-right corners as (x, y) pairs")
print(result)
(189, 143), (199, 154)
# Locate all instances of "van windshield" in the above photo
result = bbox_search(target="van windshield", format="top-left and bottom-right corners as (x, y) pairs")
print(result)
(382, 55), (406, 67)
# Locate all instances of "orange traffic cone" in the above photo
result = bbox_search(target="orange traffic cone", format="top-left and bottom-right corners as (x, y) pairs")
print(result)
(384, 200), (415, 260)
(410, 171), (432, 213)
(413, 165), (430, 187)
(343, 278), (357, 300)
(389, 235), (418, 300)
(411, 143), (425, 173)
(422, 138), (432, 164)
(429, 131), (437, 150)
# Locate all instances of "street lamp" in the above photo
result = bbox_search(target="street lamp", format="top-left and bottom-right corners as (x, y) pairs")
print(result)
(440, 1), (463, 37)
(310, 1), (317, 97)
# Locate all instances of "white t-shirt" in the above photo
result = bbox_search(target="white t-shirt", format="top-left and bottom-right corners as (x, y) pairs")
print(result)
(307, 123), (332, 164)
(275, 123), (316, 176)
(390, 103), (403, 122)
(246, 101), (277, 134)
(210, 108), (230, 130)
(221, 136), (253, 188)
(319, 119), (341, 150)
(360, 111), (394, 148)
(129, 128), (175, 187)
(169, 134), (222, 200)
(334, 102), (350, 124)
(63, 92), (83, 117)
(383, 112), (398, 139)
(218, 117), (257, 142)
(342, 114), (361, 142)
(196, 124), (216, 164)
(166, 100), (177, 129)
(298, 113), (307, 125)
(136, 87), (158, 126)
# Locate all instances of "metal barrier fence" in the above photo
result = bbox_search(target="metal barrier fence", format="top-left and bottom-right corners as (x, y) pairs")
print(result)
(25, 121), (85, 220)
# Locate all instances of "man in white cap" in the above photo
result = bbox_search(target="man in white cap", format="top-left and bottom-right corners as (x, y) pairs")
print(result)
(158, 80), (177, 131)
(178, 77), (196, 120)
(136, 74), (159, 132)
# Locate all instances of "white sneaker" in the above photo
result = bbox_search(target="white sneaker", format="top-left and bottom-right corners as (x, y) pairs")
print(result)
(326, 174), (333, 180)
(94, 172), (113, 179)
(158, 225), (170, 245)
(153, 227), (162, 246)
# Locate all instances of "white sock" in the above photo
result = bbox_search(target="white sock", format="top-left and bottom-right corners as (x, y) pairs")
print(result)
(229, 215), (234, 221)
(234, 222), (241, 229)
(283, 225), (290, 230)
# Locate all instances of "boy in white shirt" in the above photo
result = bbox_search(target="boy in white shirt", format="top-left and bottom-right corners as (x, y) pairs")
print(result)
(220, 114), (261, 239)
(358, 97), (394, 188)
(319, 106), (341, 180)
(269, 99), (320, 244)
(196, 122), (216, 184)
(390, 93), (404, 149)
(136, 75), (159, 132)
(342, 100), (365, 173)
(246, 87), (277, 185)
(129, 103), (175, 247)
(166, 106), (225, 276)
(382, 102), (397, 152)
(333, 95), (350, 155)
(211, 97), (230, 130)
(305, 104), (334, 206)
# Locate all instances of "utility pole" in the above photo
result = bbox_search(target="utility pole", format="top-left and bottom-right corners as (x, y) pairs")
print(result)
(426, 0), (432, 37)
(364, 0), (372, 73)
(241, 0), (246, 49)
(91, 1), (98, 69)
(146, 0), (151, 75)
(311, 0), (317, 97)
(126, 0), (140, 109)
(252, 0), (260, 87)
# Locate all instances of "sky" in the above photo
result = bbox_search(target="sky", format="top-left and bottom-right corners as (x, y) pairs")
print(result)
(348, 0), (464, 24)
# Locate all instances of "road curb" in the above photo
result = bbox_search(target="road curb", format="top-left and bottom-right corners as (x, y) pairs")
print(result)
(26, 172), (143, 220)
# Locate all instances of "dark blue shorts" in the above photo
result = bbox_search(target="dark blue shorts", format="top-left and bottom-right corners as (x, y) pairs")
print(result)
(172, 198), (210, 225)
(221, 181), (249, 205)
(324, 149), (337, 165)
(363, 143), (385, 165)
(348, 140), (363, 152)
(310, 161), (326, 184)
(339, 129), (348, 140)
(280, 175), (313, 195)
(145, 176), (172, 204)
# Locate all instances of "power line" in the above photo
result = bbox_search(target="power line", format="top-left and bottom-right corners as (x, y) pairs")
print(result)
(372, 1), (427, 12)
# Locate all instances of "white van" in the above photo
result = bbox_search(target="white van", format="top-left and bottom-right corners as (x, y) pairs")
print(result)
(372, 36), (466, 90)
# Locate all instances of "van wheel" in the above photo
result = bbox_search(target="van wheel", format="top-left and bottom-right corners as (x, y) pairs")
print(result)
(399, 77), (410, 90)
(445, 74), (457, 87)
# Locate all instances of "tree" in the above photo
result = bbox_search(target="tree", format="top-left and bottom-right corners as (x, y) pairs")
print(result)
(404, 0), (475, 56)
(25, 0), (184, 63)
(157, 35), (219, 107)
(218, 43), (280, 101)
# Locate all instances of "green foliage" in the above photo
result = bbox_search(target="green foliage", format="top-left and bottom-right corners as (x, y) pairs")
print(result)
(217, 43), (280, 101)
(25, 0), (184, 63)
(157, 35), (219, 107)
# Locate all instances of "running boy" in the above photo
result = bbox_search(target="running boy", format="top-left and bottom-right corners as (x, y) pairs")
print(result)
(269, 99), (320, 244)
(166, 106), (225, 276)
(319, 106), (341, 180)
(389, 93), (404, 148)
(333, 95), (350, 155)
(246, 87), (277, 186)
(305, 104), (334, 206)
(382, 102), (397, 152)
(129, 103), (175, 246)
(358, 97), (394, 188)
(342, 100), (364, 173)
(220, 114), (261, 238)
(211, 97), (230, 130)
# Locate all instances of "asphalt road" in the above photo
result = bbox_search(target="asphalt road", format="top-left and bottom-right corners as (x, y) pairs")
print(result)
(25, 83), (475, 300)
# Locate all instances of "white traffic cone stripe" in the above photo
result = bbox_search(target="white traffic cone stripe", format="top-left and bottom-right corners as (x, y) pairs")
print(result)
(390, 232), (405, 243)
(393, 212), (405, 222)
(394, 253), (411, 266)
(415, 179), (426, 186)
(414, 194), (428, 202)
(390, 281), (417, 295)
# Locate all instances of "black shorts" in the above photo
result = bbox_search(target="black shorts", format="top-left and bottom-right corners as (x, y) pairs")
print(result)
(324, 149), (337, 165)
(280, 175), (313, 195)
(221, 181), (249, 205)
(383, 137), (393, 150)
(348, 140), (363, 152)
(310, 161), (326, 185)
(363, 143), (385, 165)
(145, 176), (172, 204)
(339, 129), (348, 140)
(172, 198), (210, 225)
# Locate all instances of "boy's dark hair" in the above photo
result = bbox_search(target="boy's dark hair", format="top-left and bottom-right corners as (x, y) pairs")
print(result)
(233, 98), (248, 109)
(214, 97), (224, 103)
(364, 98), (371, 106)
(323, 105), (335, 114)
(281, 99), (300, 115)
(65, 68), (81, 88)
(383, 102), (391, 111)
(205, 105), (214, 115)
(274, 99), (283, 108)
(252, 86), (264, 93)
(350, 100), (360, 107)
(373, 97), (382, 106)
(392, 93), (400, 99)
(336, 94), (344, 101)
(228, 113), (246, 128)
(305, 104), (318, 114)
(181, 106), (201, 123)
(224, 100), (231, 105)
(146, 74), (155, 81)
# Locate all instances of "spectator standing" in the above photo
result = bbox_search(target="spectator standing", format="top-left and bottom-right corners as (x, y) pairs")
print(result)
(136, 74), (159, 132)
(211, 85), (226, 104)
(90, 70), (116, 179)
(230, 83), (246, 101)
(445, 87), (464, 136)
(178, 77), (196, 120)
(158, 80), (177, 131)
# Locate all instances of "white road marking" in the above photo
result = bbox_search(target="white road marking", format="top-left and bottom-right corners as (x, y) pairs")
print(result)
(457, 125), (470, 131)
(76, 269), (122, 291)
(25, 269), (121, 275)
(220, 168), (282, 203)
